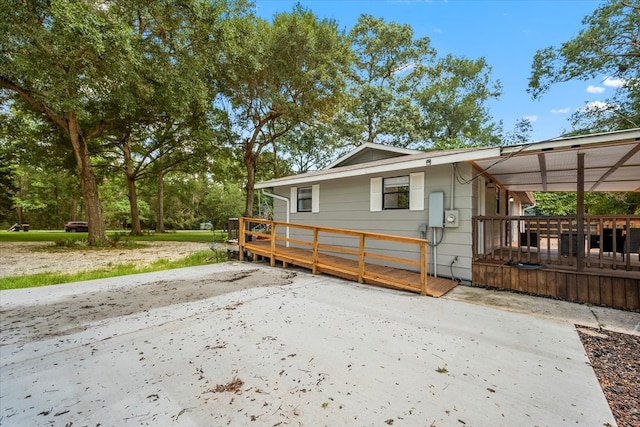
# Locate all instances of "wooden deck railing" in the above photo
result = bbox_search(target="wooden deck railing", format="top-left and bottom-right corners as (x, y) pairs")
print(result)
(238, 217), (429, 295)
(473, 215), (640, 272)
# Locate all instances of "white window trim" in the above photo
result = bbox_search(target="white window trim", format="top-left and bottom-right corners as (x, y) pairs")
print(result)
(291, 185), (319, 213)
(311, 184), (320, 213)
(409, 172), (424, 211)
(371, 173), (424, 212)
(290, 187), (297, 213)
(370, 177), (382, 212)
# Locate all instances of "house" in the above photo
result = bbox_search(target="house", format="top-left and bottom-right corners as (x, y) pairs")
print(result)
(253, 128), (640, 309)
(255, 142), (532, 283)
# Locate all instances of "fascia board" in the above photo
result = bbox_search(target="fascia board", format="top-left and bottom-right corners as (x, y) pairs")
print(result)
(256, 147), (501, 189)
(501, 128), (640, 155)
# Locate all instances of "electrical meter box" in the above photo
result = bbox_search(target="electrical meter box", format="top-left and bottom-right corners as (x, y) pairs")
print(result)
(444, 210), (459, 228)
(428, 192), (444, 228)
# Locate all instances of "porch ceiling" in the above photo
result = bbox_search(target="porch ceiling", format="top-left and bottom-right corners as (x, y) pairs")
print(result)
(472, 138), (640, 192)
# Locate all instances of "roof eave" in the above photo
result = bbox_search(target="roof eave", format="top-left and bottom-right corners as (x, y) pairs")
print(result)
(255, 147), (501, 189)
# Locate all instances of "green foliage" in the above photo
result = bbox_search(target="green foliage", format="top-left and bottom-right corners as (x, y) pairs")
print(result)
(202, 184), (245, 229)
(217, 4), (350, 215)
(345, 14), (435, 147)
(532, 193), (578, 215)
(343, 15), (502, 150)
(0, 151), (16, 226)
(528, 0), (640, 131)
(532, 192), (640, 215)
(503, 118), (534, 145)
(418, 55), (502, 149)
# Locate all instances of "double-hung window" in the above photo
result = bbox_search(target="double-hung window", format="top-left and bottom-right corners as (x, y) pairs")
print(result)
(370, 172), (424, 212)
(383, 176), (410, 209)
(290, 185), (320, 213)
(297, 187), (313, 212)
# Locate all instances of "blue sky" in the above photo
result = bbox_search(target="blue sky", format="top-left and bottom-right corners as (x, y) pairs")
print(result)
(254, 0), (612, 142)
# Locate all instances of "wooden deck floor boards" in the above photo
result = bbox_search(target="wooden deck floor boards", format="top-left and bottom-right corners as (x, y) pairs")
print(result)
(244, 240), (457, 297)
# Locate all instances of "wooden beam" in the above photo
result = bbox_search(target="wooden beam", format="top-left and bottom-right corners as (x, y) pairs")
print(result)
(358, 235), (365, 283)
(537, 153), (548, 191)
(589, 142), (640, 191)
(270, 223), (276, 267)
(238, 217), (245, 261)
(577, 153), (585, 272)
(420, 242), (427, 296)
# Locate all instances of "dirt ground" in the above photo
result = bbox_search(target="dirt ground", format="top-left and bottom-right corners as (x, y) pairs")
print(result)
(0, 241), (210, 278)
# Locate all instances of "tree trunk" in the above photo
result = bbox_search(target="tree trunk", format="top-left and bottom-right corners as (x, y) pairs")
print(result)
(243, 150), (257, 218)
(127, 177), (143, 235)
(156, 161), (165, 233)
(122, 139), (142, 235)
(67, 114), (106, 245)
(70, 198), (77, 221)
(16, 174), (24, 225)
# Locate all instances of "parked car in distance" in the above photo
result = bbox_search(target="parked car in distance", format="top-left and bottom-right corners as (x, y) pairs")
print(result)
(65, 221), (89, 232)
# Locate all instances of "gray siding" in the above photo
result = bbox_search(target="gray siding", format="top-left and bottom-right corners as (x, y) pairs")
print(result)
(269, 163), (475, 281)
(335, 149), (406, 167)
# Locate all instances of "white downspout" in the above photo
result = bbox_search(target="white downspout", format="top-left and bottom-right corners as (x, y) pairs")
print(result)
(260, 190), (290, 247)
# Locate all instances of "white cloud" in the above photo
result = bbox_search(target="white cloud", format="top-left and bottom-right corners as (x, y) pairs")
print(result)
(579, 100), (613, 113)
(550, 107), (571, 114)
(523, 115), (538, 122)
(586, 85), (605, 94)
(603, 77), (625, 88)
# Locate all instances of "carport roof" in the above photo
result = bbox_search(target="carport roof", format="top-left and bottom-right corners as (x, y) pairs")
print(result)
(256, 128), (640, 192)
(473, 128), (640, 192)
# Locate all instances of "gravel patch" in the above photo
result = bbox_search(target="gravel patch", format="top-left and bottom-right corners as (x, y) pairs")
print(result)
(0, 241), (209, 278)
(578, 326), (640, 427)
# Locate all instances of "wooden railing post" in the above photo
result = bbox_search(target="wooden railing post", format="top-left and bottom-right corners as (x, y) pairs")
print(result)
(420, 241), (427, 296)
(358, 234), (365, 283)
(270, 222), (277, 267)
(238, 217), (245, 261)
(312, 228), (319, 274)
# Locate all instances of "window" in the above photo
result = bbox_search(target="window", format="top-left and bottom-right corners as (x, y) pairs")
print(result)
(290, 185), (320, 213)
(383, 176), (410, 209)
(370, 173), (424, 212)
(297, 187), (313, 212)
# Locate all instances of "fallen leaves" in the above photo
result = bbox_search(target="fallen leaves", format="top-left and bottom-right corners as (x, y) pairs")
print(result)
(209, 377), (244, 394)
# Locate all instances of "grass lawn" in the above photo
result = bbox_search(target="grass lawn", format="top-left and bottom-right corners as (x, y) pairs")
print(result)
(0, 229), (229, 290)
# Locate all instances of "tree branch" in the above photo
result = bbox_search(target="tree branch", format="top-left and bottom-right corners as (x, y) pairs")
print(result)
(0, 76), (67, 130)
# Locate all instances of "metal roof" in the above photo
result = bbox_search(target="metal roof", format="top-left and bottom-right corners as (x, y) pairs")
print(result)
(256, 128), (640, 192)
(473, 129), (640, 192)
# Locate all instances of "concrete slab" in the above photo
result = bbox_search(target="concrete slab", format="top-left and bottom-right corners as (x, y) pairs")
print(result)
(1, 264), (617, 426)
(445, 284), (640, 336)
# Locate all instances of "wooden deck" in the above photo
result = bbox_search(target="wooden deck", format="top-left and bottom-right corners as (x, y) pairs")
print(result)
(238, 218), (457, 298)
(244, 240), (457, 297)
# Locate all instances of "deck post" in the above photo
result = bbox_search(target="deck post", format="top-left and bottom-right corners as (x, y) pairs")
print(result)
(270, 221), (276, 267)
(577, 153), (585, 272)
(358, 234), (365, 283)
(420, 241), (427, 296)
(312, 228), (319, 274)
(238, 217), (245, 261)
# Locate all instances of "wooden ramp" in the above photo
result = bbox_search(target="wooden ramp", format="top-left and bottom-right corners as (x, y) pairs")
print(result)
(244, 239), (458, 298)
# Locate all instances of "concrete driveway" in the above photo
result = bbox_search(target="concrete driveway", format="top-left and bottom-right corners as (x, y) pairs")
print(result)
(0, 263), (624, 426)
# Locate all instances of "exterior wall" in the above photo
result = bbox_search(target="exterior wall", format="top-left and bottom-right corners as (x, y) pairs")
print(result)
(269, 163), (475, 281)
